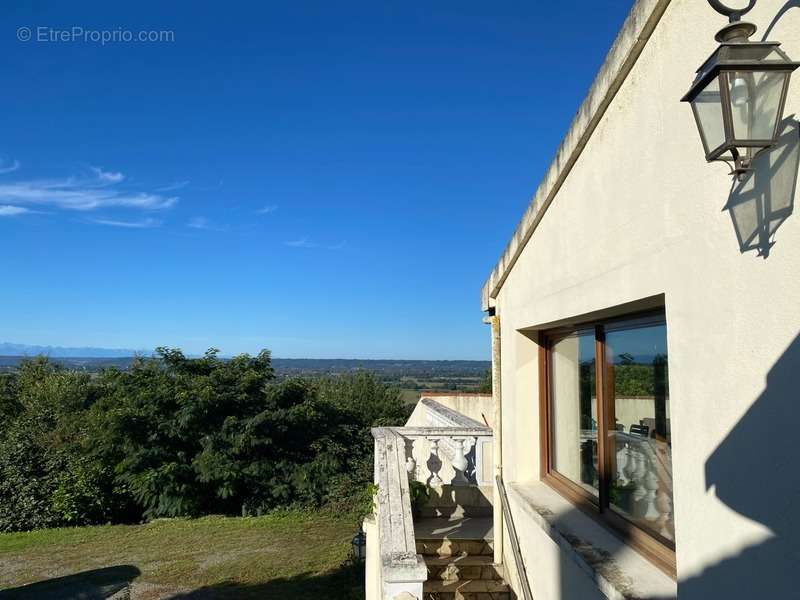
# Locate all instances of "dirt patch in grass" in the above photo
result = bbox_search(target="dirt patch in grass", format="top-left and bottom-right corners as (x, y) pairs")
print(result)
(0, 510), (364, 599)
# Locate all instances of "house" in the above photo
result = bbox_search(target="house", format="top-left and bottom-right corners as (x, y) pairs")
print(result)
(366, 0), (800, 598)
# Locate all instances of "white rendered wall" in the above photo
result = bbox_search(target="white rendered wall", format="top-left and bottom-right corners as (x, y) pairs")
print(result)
(492, 0), (800, 597)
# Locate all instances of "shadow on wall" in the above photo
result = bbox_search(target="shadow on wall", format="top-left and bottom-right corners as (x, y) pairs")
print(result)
(546, 336), (800, 600)
(677, 333), (800, 599)
(723, 117), (799, 258)
(761, 0), (800, 40)
(0, 565), (140, 600)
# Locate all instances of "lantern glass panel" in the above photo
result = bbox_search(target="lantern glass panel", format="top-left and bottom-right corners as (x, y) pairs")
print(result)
(725, 45), (784, 62)
(727, 70), (788, 141)
(691, 76), (726, 153)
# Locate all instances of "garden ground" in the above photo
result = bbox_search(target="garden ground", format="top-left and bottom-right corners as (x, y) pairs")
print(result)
(0, 510), (364, 599)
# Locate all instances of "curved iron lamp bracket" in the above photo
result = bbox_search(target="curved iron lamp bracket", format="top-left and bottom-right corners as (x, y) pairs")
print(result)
(707, 0), (757, 22)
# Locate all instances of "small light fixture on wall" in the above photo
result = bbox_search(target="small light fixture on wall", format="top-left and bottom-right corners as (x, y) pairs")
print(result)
(682, 0), (799, 178)
(351, 530), (366, 562)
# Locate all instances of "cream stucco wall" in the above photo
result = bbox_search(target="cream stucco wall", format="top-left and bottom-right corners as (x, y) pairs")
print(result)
(409, 393), (494, 429)
(491, 0), (800, 598)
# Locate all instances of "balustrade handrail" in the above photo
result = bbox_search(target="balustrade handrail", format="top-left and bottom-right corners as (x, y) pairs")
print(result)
(371, 427), (427, 598)
(497, 475), (535, 600)
(420, 398), (487, 429)
(389, 426), (491, 437)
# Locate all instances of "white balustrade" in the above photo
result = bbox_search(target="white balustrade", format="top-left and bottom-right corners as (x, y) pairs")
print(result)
(397, 427), (491, 488)
(612, 433), (674, 533)
(365, 399), (493, 600)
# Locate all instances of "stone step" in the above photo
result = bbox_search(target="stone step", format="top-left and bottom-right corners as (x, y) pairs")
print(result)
(416, 538), (494, 557)
(425, 554), (504, 581)
(414, 517), (494, 557)
(423, 579), (511, 600)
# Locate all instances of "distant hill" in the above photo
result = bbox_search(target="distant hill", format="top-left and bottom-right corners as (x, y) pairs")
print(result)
(0, 349), (489, 373)
(0, 342), (146, 358)
(0, 351), (490, 396)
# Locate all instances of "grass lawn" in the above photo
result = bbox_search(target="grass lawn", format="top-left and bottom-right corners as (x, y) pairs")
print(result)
(0, 510), (364, 599)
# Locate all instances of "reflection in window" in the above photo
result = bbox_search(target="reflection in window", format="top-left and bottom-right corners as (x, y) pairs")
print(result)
(606, 321), (674, 541)
(550, 330), (598, 497)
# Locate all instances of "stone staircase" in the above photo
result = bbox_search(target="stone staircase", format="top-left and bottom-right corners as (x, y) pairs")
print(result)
(414, 516), (511, 600)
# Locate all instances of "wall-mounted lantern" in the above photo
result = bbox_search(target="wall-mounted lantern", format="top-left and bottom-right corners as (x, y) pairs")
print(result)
(682, 0), (799, 178)
(351, 530), (366, 562)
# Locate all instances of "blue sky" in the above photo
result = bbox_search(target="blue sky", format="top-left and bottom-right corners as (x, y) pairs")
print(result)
(0, 1), (633, 359)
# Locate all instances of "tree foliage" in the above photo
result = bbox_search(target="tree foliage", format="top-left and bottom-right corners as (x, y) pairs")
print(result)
(0, 349), (410, 532)
(0, 359), (113, 531)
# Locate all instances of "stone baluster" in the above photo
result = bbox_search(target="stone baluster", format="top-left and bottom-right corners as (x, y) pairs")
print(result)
(630, 445), (648, 518)
(622, 443), (636, 484)
(450, 437), (469, 485)
(426, 438), (444, 486)
(642, 455), (661, 521)
(404, 436), (417, 481)
(655, 484), (674, 538)
(653, 443), (674, 539)
(617, 443), (630, 486)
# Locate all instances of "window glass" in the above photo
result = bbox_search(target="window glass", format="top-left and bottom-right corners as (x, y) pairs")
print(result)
(550, 330), (598, 497)
(606, 321), (674, 541)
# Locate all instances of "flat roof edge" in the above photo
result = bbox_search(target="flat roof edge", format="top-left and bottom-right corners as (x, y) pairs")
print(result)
(481, 0), (673, 311)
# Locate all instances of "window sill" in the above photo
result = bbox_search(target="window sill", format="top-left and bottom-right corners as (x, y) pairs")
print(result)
(507, 481), (677, 600)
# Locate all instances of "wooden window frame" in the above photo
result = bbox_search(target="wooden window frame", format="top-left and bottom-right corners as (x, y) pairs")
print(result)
(538, 310), (677, 577)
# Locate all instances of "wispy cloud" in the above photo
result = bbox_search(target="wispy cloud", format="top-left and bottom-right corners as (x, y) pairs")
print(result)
(90, 166), (125, 183)
(286, 237), (311, 248)
(285, 237), (345, 250)
(86, 217), (163, 229)
(257, 204), (278, 214)
(0, 167), (178, 212)
(194, 179), (224, 191)
(187, 216), (227, 232)
(187, 216), (210, 229)
(0, 205), (29, 216)
(0, 159), (21, 174)
(156, 180), (190, 192)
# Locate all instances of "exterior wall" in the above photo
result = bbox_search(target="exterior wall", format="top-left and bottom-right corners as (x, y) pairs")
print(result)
(498, 329), (539, 484)
(492, 0), (800, 598)
(415, 393), (494, 429)
(363, 515), (380, 600)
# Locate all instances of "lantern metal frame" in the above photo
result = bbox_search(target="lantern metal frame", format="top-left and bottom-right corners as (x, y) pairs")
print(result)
(351, 530), (366, 562)
(681, 1), (799, 177)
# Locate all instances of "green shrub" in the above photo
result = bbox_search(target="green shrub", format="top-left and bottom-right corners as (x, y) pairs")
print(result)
(88, 348), (276, 519)
(0, 351), (411, 531)
(0, 359), (113, 532)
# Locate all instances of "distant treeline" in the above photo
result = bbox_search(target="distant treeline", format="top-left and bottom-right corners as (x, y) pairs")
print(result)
(0, 349), (411, 533)
(0, 355), (491, 377)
